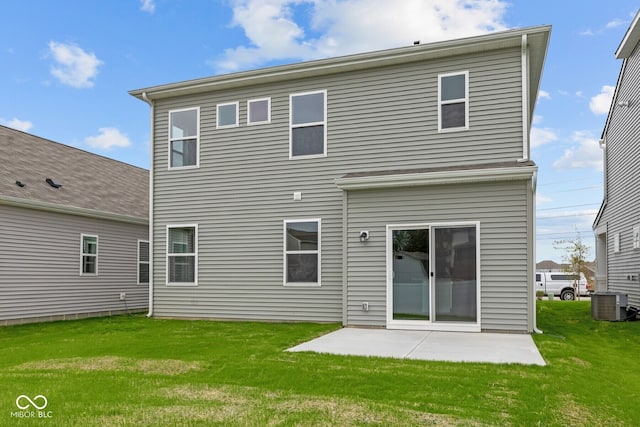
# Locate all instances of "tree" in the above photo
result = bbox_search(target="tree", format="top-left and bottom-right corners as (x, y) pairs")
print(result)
(553, 231), (591, 301)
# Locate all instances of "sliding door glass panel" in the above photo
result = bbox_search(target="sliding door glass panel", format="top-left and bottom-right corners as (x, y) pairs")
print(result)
(434, 226), (477, 322)
(392, 229), (430, 320)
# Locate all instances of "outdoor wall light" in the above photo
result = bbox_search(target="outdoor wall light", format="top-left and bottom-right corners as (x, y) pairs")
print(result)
(359, 231), (370, 242)
(617, 100), (631, 108)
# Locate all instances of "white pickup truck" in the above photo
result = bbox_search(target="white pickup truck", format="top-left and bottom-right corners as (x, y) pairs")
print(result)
(535, 272), (589, 301)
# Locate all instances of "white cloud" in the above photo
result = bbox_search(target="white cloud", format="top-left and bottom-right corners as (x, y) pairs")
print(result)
(1, 118), (33, 132)
(532, 115), (543, 125)
(140, 0), (155, 13)
(48, 41), (103, 88)
(538, 90), (551, 100)
(553, 131), (603, 171)
(589, 85), (614, 115)
(605, 18), (626, 29)
(85, 127), (131, 150)
(214, 0), (509, 72)
(536, 193), (553, 204)
(531, 127), (558, 148)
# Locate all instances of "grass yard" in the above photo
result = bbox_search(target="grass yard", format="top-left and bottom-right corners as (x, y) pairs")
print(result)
(0, 301), (638, 426)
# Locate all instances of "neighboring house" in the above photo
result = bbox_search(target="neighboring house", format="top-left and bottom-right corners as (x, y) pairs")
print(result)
(131, 26), (550, 333)
(0, 126), (149, 325)
(593, 11), (640, 308)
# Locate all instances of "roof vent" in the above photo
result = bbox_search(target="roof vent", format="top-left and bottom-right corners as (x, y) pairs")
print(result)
(413, 40), (420, 45)
(15, 180), (26, 188)
(45, 178), (62, 189)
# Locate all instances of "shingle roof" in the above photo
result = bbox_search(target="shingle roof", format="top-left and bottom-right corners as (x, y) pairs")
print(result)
(0, 125), (148, 221)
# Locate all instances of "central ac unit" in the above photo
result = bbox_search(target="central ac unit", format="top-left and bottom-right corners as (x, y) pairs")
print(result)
(591, 292), (628, 321)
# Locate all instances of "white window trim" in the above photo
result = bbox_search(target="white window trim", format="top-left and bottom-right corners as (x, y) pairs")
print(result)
(166, 224), (198, 287)
(289, 90), (327, 160)
(437, 70), (469, 133)
(168, 107), (200, 170)
(614, 232), (620, 253)
(80, 233), (98, 276)
(247, 97), (271, 125)
(217, 101), (239, 129)
(633, 226), (640, 250)
(283, 218), (321, 287)
(137, 239), (150, 285)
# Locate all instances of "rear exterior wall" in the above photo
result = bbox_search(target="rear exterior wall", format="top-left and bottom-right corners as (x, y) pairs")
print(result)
(150, 47), (526, 322)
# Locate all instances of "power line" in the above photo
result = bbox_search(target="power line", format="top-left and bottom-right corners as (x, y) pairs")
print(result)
(537, 203), (600, 211)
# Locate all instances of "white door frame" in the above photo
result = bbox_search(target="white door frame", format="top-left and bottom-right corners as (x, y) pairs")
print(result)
(386, 221), (481, 332)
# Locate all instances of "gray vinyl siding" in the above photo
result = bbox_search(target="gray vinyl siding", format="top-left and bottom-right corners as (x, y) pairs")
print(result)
(150, 47), (526, 322)
(0, 204), (148, 324)
(344, 181), (532, 332)
(599, 42), (640, 307)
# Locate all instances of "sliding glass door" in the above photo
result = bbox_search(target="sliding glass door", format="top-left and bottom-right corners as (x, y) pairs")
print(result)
(389, 223), (478, 328)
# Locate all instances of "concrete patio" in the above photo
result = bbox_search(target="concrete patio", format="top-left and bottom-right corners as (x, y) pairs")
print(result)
(287, 328), (546, 366)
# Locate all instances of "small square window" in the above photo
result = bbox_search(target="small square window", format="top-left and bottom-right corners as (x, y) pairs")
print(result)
(217, 102), (239, 128)
(248, 98), (270, 125)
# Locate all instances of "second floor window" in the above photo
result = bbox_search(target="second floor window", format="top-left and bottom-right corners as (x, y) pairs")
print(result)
(169, 108), (199, 169)
(438, 71), (468, 131)
(290, 90), (326, 158)
(217, 102), (239, 128)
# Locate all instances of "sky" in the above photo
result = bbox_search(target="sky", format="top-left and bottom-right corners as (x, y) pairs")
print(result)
(1, 0), (638, 262)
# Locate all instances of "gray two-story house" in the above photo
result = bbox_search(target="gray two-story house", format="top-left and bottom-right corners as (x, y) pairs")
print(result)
(0, 126), (149, 325)
(131, 25), (550, 333)
(593, 11), (640, 308)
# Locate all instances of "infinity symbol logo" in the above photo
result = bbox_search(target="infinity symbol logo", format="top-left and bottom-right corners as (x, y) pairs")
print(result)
(16, 395), (48, 410)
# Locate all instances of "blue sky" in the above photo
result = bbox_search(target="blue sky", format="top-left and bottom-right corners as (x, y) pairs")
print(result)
(1, 0), (638, 262)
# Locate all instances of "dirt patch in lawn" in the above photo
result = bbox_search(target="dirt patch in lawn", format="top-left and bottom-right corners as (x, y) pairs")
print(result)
(149, 384), (475, 426)
(14, 356), (201, 375)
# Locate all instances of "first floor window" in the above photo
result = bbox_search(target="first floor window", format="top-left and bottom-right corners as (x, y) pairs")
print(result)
(169, 108), (199, 168)
(138, 240), (150, 284)
(81, 234), (98, 275)
(438, 71), (468, 131)
(290, 90), (326, 158)
(284, 219), (320, 285)
(167, 225), (197, 285)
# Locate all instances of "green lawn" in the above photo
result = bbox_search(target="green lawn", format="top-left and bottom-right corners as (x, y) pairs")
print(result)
(0, 301), (638, 426)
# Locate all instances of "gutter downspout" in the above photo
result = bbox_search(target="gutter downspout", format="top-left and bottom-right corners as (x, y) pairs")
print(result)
(520, 34), (530, 162)
(531, 170), (542, 334)
(142, 92), (154, 318)
(520, 33), (541, 333)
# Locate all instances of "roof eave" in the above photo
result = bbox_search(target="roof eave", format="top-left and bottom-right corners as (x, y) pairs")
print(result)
(130, 25), (551, 102)
(335, 165), (538, 191)
(615, 10), (640, 59)
(0, 195), (148, 226)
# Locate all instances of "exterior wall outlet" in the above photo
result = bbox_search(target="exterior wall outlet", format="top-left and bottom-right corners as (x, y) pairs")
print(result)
(120, 292), (127, 301)
(362, 302), (369, 311)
